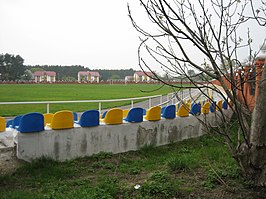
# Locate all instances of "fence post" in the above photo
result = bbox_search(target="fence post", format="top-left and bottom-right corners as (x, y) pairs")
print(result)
(131, 100), (134, 108)
(46, 103), (50, 113)
(160, 95), (163, 105)
(149, 98), (152, 108)
(99, 102), (101, 113)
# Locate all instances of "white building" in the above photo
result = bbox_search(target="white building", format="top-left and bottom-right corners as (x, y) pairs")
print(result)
(34, 71), (56, 83)
(78, 71), (100, 83)
(133, 71), (154, 82)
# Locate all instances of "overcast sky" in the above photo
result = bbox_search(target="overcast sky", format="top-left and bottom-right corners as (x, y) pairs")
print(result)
(0, 1), (146, 71)
(0, 0), (265, 75)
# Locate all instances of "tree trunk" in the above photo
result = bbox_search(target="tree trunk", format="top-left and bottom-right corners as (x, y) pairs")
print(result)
(240, 65), (266, 186)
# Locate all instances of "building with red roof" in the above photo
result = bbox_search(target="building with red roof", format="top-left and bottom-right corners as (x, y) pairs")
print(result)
(34, 71), (56, 83)
(78, 71), (100, 83)
(133, 71), (154, 83)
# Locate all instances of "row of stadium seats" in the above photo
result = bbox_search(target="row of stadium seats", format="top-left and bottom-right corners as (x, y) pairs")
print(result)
(0, 100), (230, 133)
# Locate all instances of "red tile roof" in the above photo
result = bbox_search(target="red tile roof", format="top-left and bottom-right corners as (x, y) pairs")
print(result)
(89, 71), (100, 77)
(78, 71), (100, 77)
(34, 71), (56, 76)
(134, 71), (154, 76)
(78, 71), (89, 76)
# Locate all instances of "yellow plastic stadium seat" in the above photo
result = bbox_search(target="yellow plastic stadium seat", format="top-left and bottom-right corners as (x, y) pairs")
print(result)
(43, 113), (54, 125)
(186, 99), (191, 104)
(216, 100), (223, 111)
(187, 102), (192, 110)
(122, 109), (129, 118)
(201, 102), (211, 114)
(176, 104), (189, 117)
(144, 106), (161, 121)
(103, 108), (123, 125)
(0, 117), (6, 132)
(50, 110), (74, 130)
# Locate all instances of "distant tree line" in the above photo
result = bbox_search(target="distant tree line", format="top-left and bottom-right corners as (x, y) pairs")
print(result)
(93, 69), (135, 81)
(0, 53), (138, 81)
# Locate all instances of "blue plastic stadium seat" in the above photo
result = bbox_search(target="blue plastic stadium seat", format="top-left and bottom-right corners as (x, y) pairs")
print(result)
(124, 107), (144, 123)
(12, 115), (23, 129)
(78, 110), (100, 127)
(161, 105), (176, 119)
(222, 101), (228, 109)
(161, 106), (166, 114)
(6, 120), (13, 128)
(190, 103), (201, 115)
(19, 112), (44, 133)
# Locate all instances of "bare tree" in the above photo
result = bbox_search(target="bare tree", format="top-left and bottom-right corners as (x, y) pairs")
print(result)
(128, 0), (266, 186)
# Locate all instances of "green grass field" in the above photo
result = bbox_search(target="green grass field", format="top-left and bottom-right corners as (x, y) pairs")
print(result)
(0, 84), (175, 116)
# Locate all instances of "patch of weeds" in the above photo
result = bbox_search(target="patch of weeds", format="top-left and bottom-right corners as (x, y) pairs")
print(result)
(91, 152), (113, 160)
(92, 161), (115, 170)
(167, 155), (199, 171)
(92, 188), (114, 199)
(0, 190), (44, 199)
(128, 166), (141, 175)
(202, 163), (242, 190)
(0, 174), (12, 186)
(150, 171), (170, 183)
(97, 177), (120, 197)
(14, 157), (77, 181)
(127, 171), (180, 198)
(203, 168), (222, 189)
(16, 157), (58, 172)
(140, 180), (177, 198)
(178, 146), (192, 154)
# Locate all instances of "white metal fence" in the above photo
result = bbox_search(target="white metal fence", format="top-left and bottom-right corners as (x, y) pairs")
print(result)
(0, 89), (203, 115)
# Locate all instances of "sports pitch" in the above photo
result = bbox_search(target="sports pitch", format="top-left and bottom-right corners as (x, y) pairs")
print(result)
(0, 84), (177, 116)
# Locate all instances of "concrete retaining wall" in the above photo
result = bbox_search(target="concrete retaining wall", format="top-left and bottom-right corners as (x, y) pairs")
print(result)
(17, 110), (232, 162)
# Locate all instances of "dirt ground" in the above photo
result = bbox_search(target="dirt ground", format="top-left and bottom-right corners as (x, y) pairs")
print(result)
(0, 147), (23, 175)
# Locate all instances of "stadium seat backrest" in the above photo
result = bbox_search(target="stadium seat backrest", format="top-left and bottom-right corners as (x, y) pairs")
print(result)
(51, 110), (74, 130)
(124, 107), (144, 123)
(79, 110), (100, 127)
(12, 115), (22, 129)
(0, 117), (6, 132)
(6, 119), (13, 128)
(161, 106), (166, 114)
(190, 103), (200, 115)
(145, 106), (161, 121)
(176, 104), (189, 117)
(201, 102), (211, 114)
(216, 100), (223, 111)
(162, 105), (176, 119)
(104, 108), (123, 125)
(19, 112), (44, 133)
(222, 101), (228, 109)
(43, 113), (54, 125)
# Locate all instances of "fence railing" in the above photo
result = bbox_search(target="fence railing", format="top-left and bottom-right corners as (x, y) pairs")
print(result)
(0, 94), (164, 114)
(0, 89), (203, 115)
